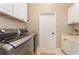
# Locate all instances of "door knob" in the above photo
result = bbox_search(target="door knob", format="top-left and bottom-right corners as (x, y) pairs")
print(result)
(52, 32), (54, 35)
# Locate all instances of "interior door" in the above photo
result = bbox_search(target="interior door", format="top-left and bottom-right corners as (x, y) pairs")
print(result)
(39, 12), (56, 49)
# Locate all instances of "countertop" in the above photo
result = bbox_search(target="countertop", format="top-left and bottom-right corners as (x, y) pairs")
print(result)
(61, 34), (79, 48)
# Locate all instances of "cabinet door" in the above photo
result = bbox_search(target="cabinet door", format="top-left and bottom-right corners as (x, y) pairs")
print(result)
(13, 3), (27, 22)
(71, 41), (79, 55)
(0, 3), (12, 15)
(63, 39), (72, 54)
(68, 4), (79, 24)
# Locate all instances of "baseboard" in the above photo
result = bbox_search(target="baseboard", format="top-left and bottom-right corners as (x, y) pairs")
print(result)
(61, 49), (67, 55)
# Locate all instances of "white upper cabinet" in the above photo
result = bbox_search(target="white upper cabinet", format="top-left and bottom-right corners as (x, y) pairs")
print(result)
(13, 3), (27, 22)
(68, 4), (79, 24)
(0, 3), (12, 15)
(0, 3), (27, 22)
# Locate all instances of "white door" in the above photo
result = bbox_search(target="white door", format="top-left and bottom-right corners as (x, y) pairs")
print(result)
(39, 12), (56, 49)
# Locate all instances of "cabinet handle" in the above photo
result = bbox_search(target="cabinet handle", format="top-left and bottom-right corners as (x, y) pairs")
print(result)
(52, 32), (54, 35)
(21, 18), (24, 20)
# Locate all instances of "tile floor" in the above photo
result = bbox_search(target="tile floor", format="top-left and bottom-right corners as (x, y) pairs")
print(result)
(36, 48), (65, 55)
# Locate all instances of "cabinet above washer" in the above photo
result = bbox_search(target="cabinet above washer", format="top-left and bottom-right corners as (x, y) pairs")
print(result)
(0, 3), (13, 16)
(0, 3), (27, 22)
(13, 3), (27, 22)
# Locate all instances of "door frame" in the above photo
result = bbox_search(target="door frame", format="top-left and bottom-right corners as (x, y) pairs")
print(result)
(39, 12), (56, 49)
